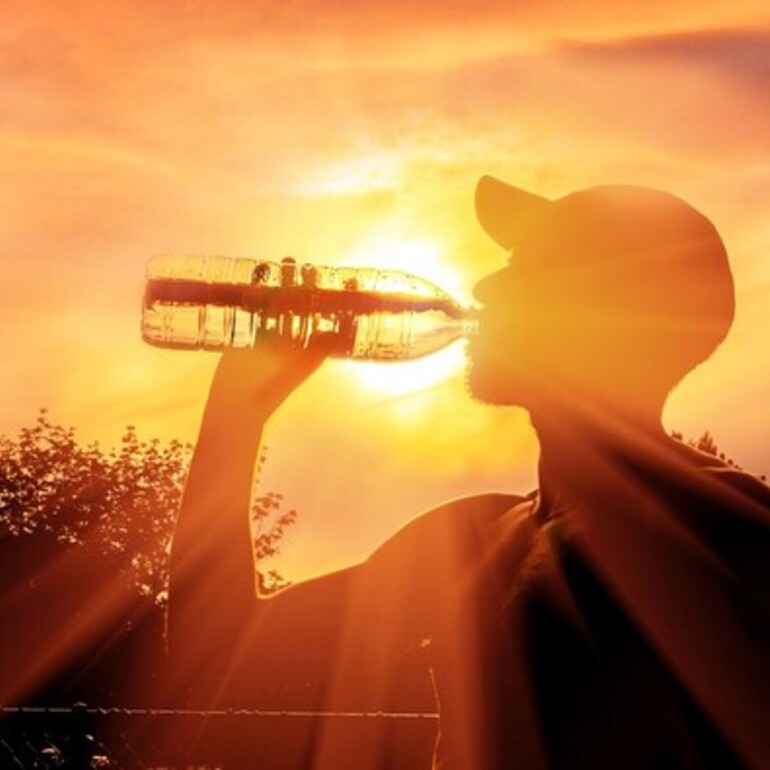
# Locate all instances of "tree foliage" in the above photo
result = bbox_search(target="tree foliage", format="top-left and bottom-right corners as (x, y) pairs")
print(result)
(671, 429), (765, 480)
(0, 409), (296, 603)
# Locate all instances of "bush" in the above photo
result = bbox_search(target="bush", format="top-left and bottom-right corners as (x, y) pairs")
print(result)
(0, 409), (295, 605)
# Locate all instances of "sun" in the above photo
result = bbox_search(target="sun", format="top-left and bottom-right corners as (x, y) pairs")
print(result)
(342, 340), (469, 398)
(337, 236), (473, 397)
(342, 236), (472, 307)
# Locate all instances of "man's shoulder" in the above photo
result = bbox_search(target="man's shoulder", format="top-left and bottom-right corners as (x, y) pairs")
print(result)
(413, 491), (532, 522)
(708, 464), (770, 507)
(703, 463), (770, 564)
(673, 442), (769, 495)
(366, 492), (531, 568)
(677, 445), (770, 523)
(646, 441), (770, 522)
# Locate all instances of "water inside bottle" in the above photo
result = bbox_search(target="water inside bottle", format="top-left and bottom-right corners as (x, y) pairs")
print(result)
(142, 255), (476, 360)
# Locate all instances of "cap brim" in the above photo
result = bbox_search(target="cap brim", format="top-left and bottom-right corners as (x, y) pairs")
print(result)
(475, 175), (552, 251)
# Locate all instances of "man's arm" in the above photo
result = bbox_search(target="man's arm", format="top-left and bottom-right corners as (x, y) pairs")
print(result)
(165, 340), (524, 711)
(165, 341), (334, 704)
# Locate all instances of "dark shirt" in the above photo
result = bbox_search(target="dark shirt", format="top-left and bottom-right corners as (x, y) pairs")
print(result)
(174, 444), (770, 769)
(428, 447), (770, 769)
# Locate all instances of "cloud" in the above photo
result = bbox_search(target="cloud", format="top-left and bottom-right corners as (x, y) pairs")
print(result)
(387, 28), (770, 164)
(3, 5), (769, 428)
(548, 29), (770, 159)
(557, 28), (770, 93)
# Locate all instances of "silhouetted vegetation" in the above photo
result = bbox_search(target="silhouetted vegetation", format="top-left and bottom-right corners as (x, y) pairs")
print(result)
(0, 410), (296, 709)
(0, 409), (296, 607)
(671, 428), (766, 480)
(1, 415), (763, 767)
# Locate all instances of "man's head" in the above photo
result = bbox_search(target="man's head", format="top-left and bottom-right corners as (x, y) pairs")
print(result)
(468, 177), (735, 418)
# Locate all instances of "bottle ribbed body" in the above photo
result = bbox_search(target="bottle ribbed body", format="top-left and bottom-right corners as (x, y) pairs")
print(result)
(142, 255), (475, 361)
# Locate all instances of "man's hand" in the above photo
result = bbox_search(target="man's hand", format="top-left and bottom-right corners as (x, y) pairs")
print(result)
(206, 333), (335, 427)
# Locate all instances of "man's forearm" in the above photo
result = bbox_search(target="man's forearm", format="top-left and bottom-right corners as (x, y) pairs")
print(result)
(166, 380), (265, 696)
(164, 345), (329, 703)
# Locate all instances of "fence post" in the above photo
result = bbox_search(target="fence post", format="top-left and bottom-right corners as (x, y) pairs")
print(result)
(69, 702), (92, 770)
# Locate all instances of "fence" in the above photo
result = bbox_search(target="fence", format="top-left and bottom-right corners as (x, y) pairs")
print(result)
(0, 705), (440, 769)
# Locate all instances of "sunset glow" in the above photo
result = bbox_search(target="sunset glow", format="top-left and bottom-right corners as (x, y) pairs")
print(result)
(346, 341), (468, 398)
(1, 0), (769, 584)
(343, 237), (471, 307)
(4, 8), (770, 770)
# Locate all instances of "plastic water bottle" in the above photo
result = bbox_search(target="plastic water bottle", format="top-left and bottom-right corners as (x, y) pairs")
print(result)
(142, 255), (477, 360)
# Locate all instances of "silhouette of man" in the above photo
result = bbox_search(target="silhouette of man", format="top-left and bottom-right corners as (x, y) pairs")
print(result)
(167, 177), (770, 769)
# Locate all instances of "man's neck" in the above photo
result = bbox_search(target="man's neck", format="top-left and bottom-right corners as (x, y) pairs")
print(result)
(529, 401), (669, 518)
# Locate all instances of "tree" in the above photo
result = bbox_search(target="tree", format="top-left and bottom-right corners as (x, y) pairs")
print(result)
(693, 430), (719, 458)
(0, 410), (297, 709)
(671, 429), (766, 481)
(0, 409), (296, 604)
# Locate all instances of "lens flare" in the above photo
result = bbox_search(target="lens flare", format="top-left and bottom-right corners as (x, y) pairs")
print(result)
(343, 237), (472, 306)
(342, 340), (468, 397)
(335, 238), (472, 397)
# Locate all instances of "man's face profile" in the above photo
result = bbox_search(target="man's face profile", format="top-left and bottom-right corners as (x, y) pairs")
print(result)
(467, 180), (735, 416)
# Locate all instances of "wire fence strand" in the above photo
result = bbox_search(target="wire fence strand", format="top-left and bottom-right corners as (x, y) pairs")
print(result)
(0, 703), (440, 769)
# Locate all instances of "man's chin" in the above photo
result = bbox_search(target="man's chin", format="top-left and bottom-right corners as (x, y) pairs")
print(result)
(465, 360), (520, 406)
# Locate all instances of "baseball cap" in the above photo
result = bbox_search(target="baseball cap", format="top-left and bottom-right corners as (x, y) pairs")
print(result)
(474, 174), (735, 353)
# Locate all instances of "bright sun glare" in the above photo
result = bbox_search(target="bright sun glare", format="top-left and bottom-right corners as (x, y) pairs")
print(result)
(345, 340), (469, 398)
(340, 237), (472, 397)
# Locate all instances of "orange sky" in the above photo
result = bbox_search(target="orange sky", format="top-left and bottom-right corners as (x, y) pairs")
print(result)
(3, 1), (770, 580)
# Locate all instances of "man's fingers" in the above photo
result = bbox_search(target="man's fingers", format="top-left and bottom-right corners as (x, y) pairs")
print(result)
(215, 331), (337, 412)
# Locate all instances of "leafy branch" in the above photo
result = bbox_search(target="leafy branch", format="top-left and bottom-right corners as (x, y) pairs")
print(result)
(0, 409), (297, 603)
